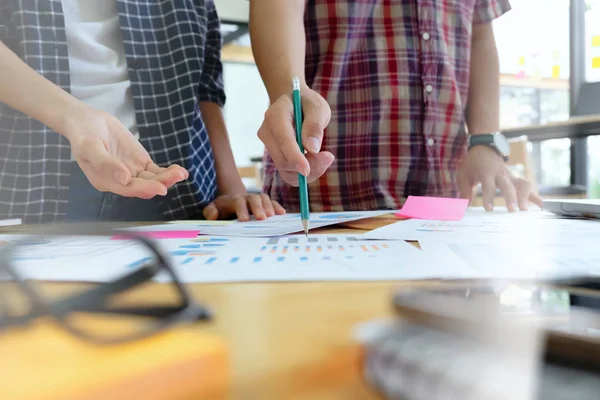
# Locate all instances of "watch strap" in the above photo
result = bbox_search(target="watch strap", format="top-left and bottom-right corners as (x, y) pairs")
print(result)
(468, 134), (495, 147)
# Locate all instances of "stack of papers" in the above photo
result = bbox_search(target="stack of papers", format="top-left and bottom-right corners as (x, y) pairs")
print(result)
(1, 199), (599, 283)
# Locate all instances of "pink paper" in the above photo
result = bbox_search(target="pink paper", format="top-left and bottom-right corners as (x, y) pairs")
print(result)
(396, 196), (468, 221)
(111, 230), (200, 240)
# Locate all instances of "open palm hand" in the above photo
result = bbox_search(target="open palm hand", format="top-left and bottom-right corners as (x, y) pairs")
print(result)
(63, 107), (188, 198)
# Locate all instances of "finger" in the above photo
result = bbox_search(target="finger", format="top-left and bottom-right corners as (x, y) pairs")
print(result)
(138, 168), (182, 190)
(152, 168), (187, 188)
(495, 174), (518, 212)
(305, 152), (335, 183)
(80, 140), (131, 186)
(301, 100), (330, 154)
(457, 171), (475, 204)
(247, 194), (266, 220)
(481, 177), (496, 211)
(137, 171), (156, 180)
(272, 200), (286, 215)
(268, 112), (310, 176)
(513, 178), (532, 211)
(147, 162), (189, 180)
(103, 177), (168, 199)
(233, 196), (250, 221)
(259, 193), (275, 217)
(259, 123), (306, 182)
(203, 202), (219, 220)
(529, 191), (544, 209)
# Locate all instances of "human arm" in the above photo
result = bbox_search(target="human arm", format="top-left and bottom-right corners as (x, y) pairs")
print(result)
(457, 1), (542, 211)
(200, 102), (285, 221)
(198, 3), (284, 220)
(465, 23), (501, 136)
(248, 0), (334, 184)
(0, 41), (186, 197)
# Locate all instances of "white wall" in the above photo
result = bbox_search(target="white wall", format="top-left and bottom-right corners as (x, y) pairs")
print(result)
(223, 62), (269, 166)
(214, 0), (249, 22)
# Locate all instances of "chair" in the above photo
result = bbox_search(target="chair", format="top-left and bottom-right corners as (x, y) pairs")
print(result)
(237, 164), (262, 194)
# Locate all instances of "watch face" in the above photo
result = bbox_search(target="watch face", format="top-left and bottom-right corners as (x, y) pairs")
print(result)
(493, 133), (510, 157)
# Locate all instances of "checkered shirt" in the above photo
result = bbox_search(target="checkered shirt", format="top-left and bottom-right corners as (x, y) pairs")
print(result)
(0, 0), (225, 223)
(262, 0), (511, 212)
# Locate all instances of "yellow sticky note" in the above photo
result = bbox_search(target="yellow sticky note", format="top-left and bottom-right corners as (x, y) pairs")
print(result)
(518, 56), (526, 66)
(592, 57), (600, 69)
(592, 35), (600, 48)
(551, 65), (561, 78)
(167, 220), (236, 226)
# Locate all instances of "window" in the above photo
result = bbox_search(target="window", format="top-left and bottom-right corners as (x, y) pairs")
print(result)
(494, 0), (572, 189)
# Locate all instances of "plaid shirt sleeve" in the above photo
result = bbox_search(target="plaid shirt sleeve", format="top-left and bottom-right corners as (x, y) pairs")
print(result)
(198, 0), (226, 107)
(473, 0), (511, 24)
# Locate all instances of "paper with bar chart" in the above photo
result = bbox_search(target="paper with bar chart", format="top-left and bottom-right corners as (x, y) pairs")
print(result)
(0, 234), (469, 283)
(151, 234), (468, 282)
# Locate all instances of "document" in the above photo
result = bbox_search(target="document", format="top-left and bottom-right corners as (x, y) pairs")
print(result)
(135, 210), (392, 237)
(419, 238), (600, 280)
(0, 234), (470, 283)
(365, 208), (600, 242)
(0, 218), (22, 227)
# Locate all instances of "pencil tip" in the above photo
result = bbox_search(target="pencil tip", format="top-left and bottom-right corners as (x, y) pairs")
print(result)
(302, 219), (310, 236)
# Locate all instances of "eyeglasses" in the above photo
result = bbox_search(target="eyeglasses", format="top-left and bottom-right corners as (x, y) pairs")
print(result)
(0, 223), (212, 345)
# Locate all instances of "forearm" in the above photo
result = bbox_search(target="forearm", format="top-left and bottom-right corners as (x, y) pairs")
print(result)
(465, 24), (500, 135)
(199, 102), (245, 195)
(0, 41), (85, 137)
(249, 0), (307, 102)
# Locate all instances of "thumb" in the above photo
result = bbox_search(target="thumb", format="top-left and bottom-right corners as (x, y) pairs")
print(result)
(80, 139), (131, 186)
(302, 96), (330, 154)
(203, 202), (219, 220)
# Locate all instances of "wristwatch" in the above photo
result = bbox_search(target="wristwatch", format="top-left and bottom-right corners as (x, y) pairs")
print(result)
(468, 132), (510, 162)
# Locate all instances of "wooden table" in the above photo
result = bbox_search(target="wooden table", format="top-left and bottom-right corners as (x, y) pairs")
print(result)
(1, 217), (445, 399)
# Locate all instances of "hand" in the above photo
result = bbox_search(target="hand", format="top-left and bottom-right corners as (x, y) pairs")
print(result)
(258, 86), (335, 186)
(62, 107), (188, 199)
(203, 193), (286, 221)
(457, 146), (543, 212)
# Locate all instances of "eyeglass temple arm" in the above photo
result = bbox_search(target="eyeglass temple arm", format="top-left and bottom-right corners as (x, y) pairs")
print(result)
(50, 264), (164, 315)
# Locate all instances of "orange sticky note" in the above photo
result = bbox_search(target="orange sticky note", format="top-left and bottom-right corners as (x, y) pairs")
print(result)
(396, 196), (469, 221)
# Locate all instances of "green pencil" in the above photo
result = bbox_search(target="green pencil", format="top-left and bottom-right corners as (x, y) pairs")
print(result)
(292, 76), (310, 236)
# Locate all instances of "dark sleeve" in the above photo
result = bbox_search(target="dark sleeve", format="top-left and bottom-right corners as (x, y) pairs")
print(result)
(473, 0), (511, 24)
(198, 0), (226, 106)
(0, 4), (9, 39)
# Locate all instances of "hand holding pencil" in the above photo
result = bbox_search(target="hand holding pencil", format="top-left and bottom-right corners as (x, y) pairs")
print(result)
(256, 80), (334, 187)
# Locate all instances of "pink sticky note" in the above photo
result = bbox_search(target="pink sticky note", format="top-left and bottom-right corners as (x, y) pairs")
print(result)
(111, 230), (200, 240)
(396, 196), (468, 221)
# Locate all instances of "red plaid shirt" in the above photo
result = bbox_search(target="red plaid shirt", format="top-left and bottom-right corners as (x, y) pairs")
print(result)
(262, 0), (512, 212)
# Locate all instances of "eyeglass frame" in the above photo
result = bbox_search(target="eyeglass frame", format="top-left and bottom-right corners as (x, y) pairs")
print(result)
(0, 223), (212, 345)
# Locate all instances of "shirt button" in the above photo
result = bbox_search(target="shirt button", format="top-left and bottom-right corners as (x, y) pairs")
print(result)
(422, 32), (430, 40)
(425, 84), (433, 93)
(427, 138), (435, 146)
